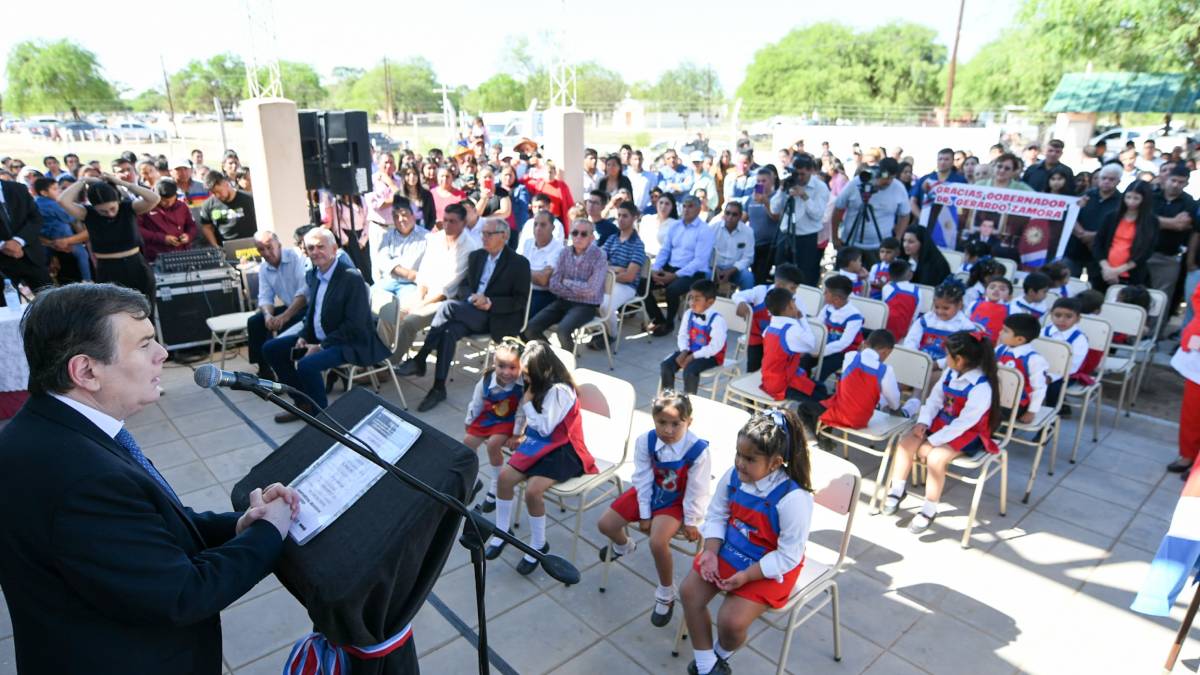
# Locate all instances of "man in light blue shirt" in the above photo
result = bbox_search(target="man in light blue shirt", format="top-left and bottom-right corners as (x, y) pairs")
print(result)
(247, 231), (307, 378)
(657, 149), (693, 200)
(372, 196), (427, 308)
(646, 195), (716, 335)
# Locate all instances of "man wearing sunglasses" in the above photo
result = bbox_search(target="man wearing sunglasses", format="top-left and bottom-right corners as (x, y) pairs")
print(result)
(523, 219), (607, 352)
(397, 217), (531, 412)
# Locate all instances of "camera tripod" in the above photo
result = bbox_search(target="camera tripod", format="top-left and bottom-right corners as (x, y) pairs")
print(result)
(844, 193), (882, 248)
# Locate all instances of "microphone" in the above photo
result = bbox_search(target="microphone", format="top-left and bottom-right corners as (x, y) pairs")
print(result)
(194, 363), (292, 394)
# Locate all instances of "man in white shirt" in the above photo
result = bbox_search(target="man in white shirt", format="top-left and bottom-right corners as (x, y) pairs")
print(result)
(775, 154), (830, 287)
(711, 201), (755, 290)
(379, 202), (479, 363)
(247, 231), (307, 379)
(516, 193), (563, 251)
(518, 210), (565, 318)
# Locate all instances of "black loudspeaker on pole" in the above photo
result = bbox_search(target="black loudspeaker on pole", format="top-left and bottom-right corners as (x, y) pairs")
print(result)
(297, 109), (373, 196)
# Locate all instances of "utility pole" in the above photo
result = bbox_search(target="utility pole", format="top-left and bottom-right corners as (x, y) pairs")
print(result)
(160, 55), (179, 139)
(942, 0), (966, 126)
(383, 57), (394, 131)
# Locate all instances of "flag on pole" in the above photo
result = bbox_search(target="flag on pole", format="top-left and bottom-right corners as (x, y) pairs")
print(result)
(1132, 470), (1200, 616)
(929, 195), (960, 248)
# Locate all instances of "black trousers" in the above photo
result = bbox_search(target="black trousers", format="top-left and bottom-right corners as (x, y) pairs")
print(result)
(247, 306), (303, 372)
(417, 299), (490, 384)
(645, 266), (703, 327)
(752, 242), (775, 285)
(660, 351), (720, 394)
(524, 298), (599, 352)
(96, 254), (156, 310)
(775, 232), (822, 286)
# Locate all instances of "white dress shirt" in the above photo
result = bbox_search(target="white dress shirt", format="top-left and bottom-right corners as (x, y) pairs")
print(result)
(778, 175), (830, 237)
(767, 315), (816, 354)
(676, 308), (728, 360)
(997, 343), (1049, 412)
(1041, 324), (1090, 380)
(631, 429), (713, 525)
(700, 467), (813, 582)
(902, 311), (980, 368)
(416, 229), (480, 299)
(257, 247), (307, 308)
(476, 250), (502, 296)
(732, 284), (806, 318)
(520, 383), (576, 436)
(519, 237), (565, 291)
(918, 367), (993, 447)
(654, 217), (717, 277)
(710, 220), (755, 270)
(51, 394), (123, 438)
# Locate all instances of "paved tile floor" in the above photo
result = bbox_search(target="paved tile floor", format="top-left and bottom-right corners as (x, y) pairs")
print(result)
(1, 327), (1197, 675)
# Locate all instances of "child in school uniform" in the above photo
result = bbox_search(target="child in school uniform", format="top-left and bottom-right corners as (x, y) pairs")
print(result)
(1011, 271), (1053, 318)
(903, 281), (978, 370)
(995, 314), (1049, 423)
(598, 391), (712, 626)
(733, 263), (804, 373)
(759, 287), (819, 402)
(969, 275), (1013, 342)
(960, 239), (993, 275)
(1076, 289), (1104, 315)
(883, 331), (1001, 534)
(679, 408), (814, 675)
(1041, 261), (1072, 298)
(1041, 297), (1092, 418)
(1166, 283), (1200, 476)
(464, 341), (524, 513)
(964, 259), (1004, 306)
(486, 341), (597, 575)
(834, 245), (868, 297)
(817, 275), (864, 382)
(797, 329), (910, 445)
(868, 237), (901, 299)
(1113, 285), (1152, 345)
(883, 259), (920, 341)
(662, 279), (728, 395)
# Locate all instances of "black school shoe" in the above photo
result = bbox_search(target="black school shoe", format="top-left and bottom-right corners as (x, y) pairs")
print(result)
(477, 493), (497, 513)
(516, 544), (550, 575)
(484, 533), (510, 560)
(687, 658), (732, 675)
(1167, 458), (1193, 473)
(650, 597), (675, 627)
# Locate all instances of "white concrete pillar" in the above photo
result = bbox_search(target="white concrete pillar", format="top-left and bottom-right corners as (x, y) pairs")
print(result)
(543, 107), (585, 205)
(1053, 112), (1097, 170)
(241, 98), (309, 247)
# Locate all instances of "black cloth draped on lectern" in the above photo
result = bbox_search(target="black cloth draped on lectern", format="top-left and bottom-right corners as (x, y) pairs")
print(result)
(232, 388), (477, 674)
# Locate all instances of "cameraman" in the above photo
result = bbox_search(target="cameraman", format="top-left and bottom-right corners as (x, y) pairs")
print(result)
(832, 157), (911, 262)
(773, 154), (829, 286)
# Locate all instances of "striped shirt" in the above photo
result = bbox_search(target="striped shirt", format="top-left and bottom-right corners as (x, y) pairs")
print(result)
(601, 230), (646, 289)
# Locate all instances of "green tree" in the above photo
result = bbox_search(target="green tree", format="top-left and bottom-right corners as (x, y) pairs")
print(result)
(736, 21), (945, 119)
(650, 62), (724, 119)
(461, 74), (526, 113)
(171, 54), (246, 113)
(129, 88), (168, 113)
(1018, 0), (1199, 73)
(953, 28), (1069, 111)
(339, 58), (440, 122)
(276, 61), (326, 107)
(575, 62), (626, 111)
(4, 40), (119, 118)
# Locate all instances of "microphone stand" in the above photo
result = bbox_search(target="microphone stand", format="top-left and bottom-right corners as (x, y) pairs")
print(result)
(251, 387), (581, 675)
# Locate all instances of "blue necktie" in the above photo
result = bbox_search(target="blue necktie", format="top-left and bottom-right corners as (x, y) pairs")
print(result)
(115, 428), (181, 503)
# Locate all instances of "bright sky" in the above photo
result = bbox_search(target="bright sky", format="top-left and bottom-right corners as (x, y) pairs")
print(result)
(1, 0), (1019, 96)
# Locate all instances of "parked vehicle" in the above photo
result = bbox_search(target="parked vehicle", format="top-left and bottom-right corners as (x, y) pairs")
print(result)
(108, 121), (167, 143)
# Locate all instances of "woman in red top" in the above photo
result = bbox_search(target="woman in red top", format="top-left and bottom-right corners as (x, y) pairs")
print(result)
(136, 178), (198, 262)
(1093, 180), (1158, 289)
(521, 160), (575, 225)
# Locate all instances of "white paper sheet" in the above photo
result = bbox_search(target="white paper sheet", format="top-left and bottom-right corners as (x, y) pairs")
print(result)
(287, 406), (421, 545)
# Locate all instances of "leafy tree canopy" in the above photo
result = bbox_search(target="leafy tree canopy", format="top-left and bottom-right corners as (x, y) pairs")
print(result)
(4, 40), (119, 118)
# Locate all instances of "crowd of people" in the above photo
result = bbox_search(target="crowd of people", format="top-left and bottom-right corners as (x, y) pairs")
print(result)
(3, 128), (1200, 675)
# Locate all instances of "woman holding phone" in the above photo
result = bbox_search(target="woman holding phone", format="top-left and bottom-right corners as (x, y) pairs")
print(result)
(473, 166), (512, 220)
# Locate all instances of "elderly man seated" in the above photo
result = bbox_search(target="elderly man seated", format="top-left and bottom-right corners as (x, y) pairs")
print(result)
(518, 210), (565, 318)
(644, 194), (716, 336)
(262, 228), (390, 422)
(247, 231), (307, 379)
(377, 202), (479, 363)
(522, 218), (607, 352)
(371, 195), (428, 309)
(396, 218), (531, 411)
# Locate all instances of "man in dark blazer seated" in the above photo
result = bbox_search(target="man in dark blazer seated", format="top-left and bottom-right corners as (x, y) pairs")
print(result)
(0, 178), (52, 302)
(0, 283), (300, 675)
(397, 217), (531, 411)
(264, 226), (390, 422)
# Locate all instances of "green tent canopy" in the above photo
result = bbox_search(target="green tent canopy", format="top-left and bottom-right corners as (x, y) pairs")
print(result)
(1043, 72), (1200, 114)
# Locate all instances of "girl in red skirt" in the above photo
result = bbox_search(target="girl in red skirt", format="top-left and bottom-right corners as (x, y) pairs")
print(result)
(679, 408), (814, 675)
(597, 390), (712, 627)
(463, 341), (524, 514)
(883, 330), (1000, 535)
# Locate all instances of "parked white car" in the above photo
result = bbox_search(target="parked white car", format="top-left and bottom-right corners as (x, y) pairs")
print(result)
(108, 121), (167, 143)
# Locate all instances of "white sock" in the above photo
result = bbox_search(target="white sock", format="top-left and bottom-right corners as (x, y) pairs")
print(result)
(714, 642), (734, 661)
(693, 649), (717, 674)
(654, 584), (675, 604)
(612, 538), (635, 555)
(920, 500), (938, 518)
(901, 397), (921, 418)
(526, 514), (547, 561)
(488, 497), (513, 548)
(888, 479), (907, 498)
(486, 464), (499, 497)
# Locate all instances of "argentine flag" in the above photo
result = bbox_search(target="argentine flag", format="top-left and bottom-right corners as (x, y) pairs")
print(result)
(929, 195), (960, 249)
(1131, 470), (1200, 616)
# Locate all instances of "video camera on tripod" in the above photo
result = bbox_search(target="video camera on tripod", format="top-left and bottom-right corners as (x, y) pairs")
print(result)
(844, 157), (901, 247)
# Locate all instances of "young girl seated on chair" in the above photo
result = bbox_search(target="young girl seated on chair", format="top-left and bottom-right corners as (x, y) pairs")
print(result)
(883, 330), (1000, 535)
(680, 408), (814, 675)
(903, 280), (978, 371)
(485, 341), (598, 575)
(963, 258), (1004, 306)
(597, 390), (713, 627)
(464, 341), (524, 513)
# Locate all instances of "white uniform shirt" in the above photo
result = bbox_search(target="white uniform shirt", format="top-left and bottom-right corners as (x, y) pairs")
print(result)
(1041, 324), (1090, 380)
(997, 343), (1049, 412)
(521, 383), (576, 436)
(767, 315), (816, 354)
(631, 429), (713, 525)
(1011, 294), (1053, 317)
(902, 311), (980, 369)
(700, 467), (813, 582)
(465, 372), (524, 427)
(819, 302), (864, 357)
(676, 308), (728, 360)
(732, 284), (805, 318)
(918, 367), (993, 447)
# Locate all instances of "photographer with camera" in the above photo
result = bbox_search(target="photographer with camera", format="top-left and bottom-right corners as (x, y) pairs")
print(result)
(773, 154), (830, 286)
(832, 157), (911, 264)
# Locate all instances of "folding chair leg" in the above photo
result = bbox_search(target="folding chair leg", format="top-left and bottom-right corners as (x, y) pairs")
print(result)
(570, 499), (584, 564)
(671, 615), (687, 657)
(603, 327), (614, 371)
(1023, 434), (1044, 504)
(830, 583), (842, 662)
(387, 367), (409, 410)
(1069, 393), (1089, 464)
(999, 453), (1008, 516)
(870, 436), (896, 514)
(961, 478), (987, 549)
(776, 605), (801, 675)
(1092, 387), (1101, 443)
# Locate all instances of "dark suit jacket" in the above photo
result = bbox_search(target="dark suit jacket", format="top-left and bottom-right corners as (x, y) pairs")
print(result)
(0, 395), (284, 675)
(456, 246), (531, 341)
(303, 257), (391, 365)
(0, 179), (47, 267)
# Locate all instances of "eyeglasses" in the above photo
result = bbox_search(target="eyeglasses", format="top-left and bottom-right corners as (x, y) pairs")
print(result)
(570, 230), (592, 238)
(482, 230), (506, 237)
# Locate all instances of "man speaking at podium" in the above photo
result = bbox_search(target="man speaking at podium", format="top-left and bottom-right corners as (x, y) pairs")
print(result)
(0, 283), (300, 675)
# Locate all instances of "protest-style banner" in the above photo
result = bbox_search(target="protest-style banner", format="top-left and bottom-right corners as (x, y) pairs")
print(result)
(920, 183), (1081, 270)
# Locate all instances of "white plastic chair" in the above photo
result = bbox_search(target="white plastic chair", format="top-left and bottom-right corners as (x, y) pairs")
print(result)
(340, 301), (409, 409)
(939, 247), (964, 273)
(1007, 337), (1071, 503)
(724, 319), (827, 413)
(847, 296), (889, 331)
(1058, 314), (1112, 470)
(1102, 285), (1166, 411)
(793, 284), (824, 318)
(598, 396), (751, 592)
(898, 366), (1021, 548)
(206, 310), (257, 367)
(914, 284), (935, 315)
(996, 257), (1017, 279)
(514, 369), (635, 564)
(1065, 277), (1090, 297)
(570, 271), (615, 370)
(671, 449), (863, 674)
(613, 260), (652, 354)
(1096, 301), (1147, 428)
